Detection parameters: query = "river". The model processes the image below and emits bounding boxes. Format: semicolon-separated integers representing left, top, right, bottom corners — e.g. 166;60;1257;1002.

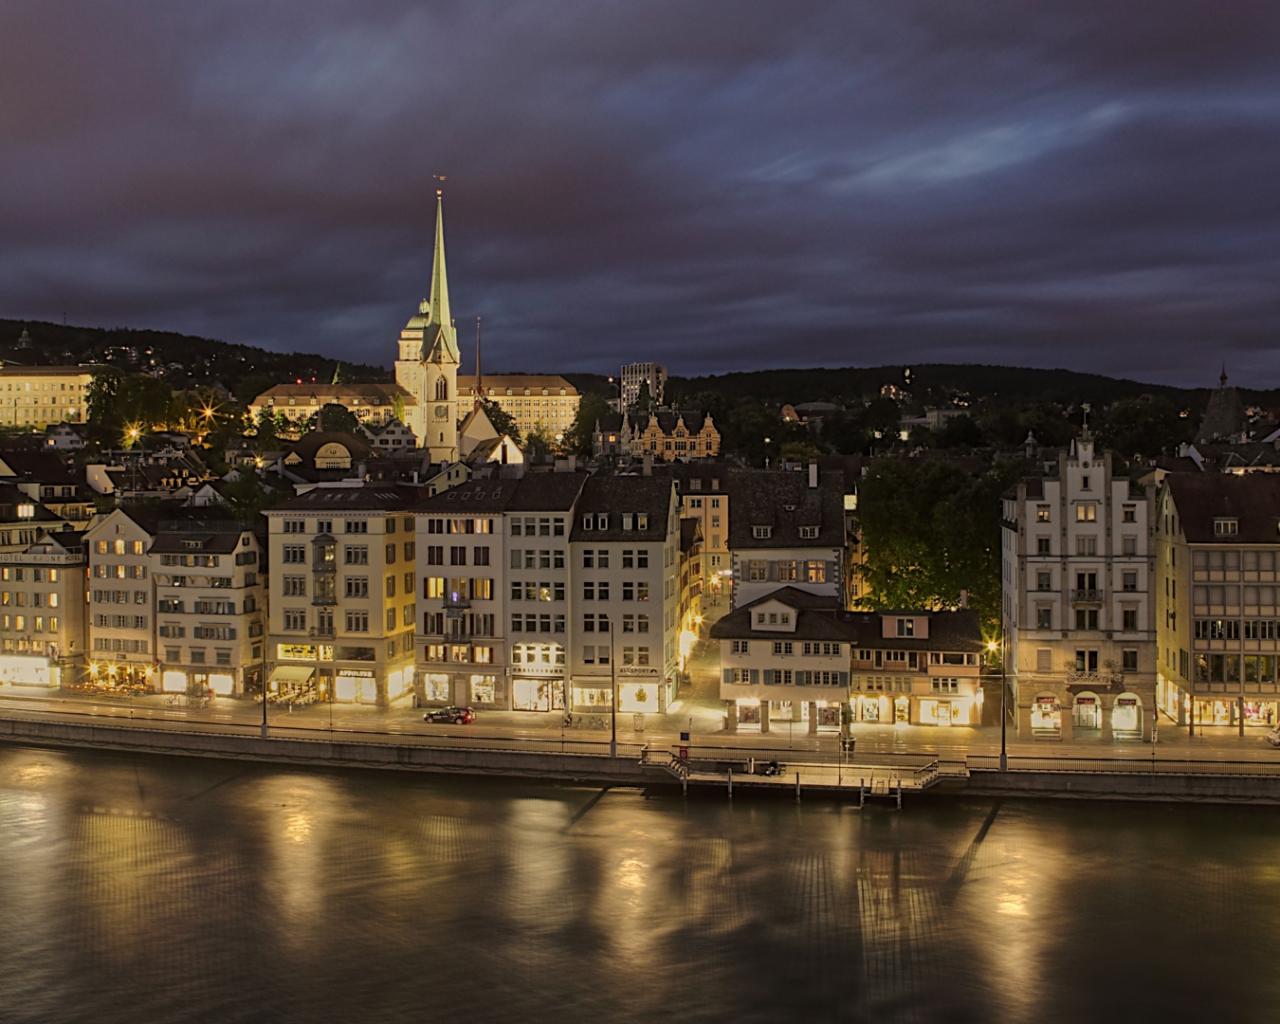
0;743;1277;1023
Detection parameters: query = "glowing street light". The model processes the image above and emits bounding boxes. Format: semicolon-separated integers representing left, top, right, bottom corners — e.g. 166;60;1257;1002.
987;638;1008;772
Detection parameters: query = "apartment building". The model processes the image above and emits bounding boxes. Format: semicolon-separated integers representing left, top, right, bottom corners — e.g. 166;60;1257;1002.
414;474;586;712
84;508;159;688
1001;431;1156;742
1156;473;1280;733
0;365;96;428
669;463;730;608
265;485;419;707
249;383;414;431
568;475;680;714
728;465;847;608
0;529;87;690
620;362;667;409
153;522;265;698
712;587;982;733
677;518;704;669
457;374;580;443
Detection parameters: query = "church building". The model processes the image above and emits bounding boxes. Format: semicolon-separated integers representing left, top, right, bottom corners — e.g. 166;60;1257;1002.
394;191;460;461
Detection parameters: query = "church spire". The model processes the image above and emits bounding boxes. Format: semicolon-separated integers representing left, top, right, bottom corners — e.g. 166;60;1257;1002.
425;188;458;361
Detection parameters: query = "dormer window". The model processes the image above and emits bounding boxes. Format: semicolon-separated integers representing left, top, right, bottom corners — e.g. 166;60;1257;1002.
1214;518;1239;537
896;617;915;637
596;513;608;530
637;513;649;530
581;514;593;531
752;525;772;540
798;525;818;539
622;513;634;531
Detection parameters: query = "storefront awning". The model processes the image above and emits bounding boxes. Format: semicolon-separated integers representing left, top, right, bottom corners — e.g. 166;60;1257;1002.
269;665;316;685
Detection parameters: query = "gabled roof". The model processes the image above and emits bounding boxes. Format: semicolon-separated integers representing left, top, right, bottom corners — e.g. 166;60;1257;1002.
569;476;673;541
727;468;845;549
268;484;421;513
0;449;77;484
710;587;982;651
459;374;577;395
1164;472;1280;543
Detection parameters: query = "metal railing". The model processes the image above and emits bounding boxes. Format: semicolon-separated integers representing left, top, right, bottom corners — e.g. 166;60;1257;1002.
968;753;1280;777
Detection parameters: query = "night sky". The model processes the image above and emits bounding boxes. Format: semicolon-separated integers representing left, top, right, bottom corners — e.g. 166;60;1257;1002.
4;2;1279;385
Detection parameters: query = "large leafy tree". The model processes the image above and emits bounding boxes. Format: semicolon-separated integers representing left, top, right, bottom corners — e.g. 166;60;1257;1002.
479;398;521;443
565;392;612;459
857;457;1015;633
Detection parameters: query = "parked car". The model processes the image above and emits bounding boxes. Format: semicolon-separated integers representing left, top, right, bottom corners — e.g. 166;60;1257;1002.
424;706;475;725
1265;727;1280;749
752;759;783;777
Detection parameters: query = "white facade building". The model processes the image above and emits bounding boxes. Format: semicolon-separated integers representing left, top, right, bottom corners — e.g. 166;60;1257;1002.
1000;431;1156;742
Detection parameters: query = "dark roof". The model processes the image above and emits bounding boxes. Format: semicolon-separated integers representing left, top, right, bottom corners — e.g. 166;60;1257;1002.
0;449;76;484
1165;473;1280;543
415;472;587;515
727;468;845;549
711;588;857;642
844;609;983;652
710;587;982;651
0;482;63;523
509;472;587;511
418;479;521;513
150;528;248;554
569;476;673;541
596;412;624;433
286;431;374;463
269;484;420;513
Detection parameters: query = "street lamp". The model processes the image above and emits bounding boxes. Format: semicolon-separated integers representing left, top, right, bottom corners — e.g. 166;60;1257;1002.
987;638;1008;772
609;615;618;759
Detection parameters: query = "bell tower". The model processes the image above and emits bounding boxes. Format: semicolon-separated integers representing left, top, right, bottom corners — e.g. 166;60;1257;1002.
394;189;459;459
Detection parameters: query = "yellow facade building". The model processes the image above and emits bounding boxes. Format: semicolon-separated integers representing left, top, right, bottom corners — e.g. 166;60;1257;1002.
0;365;95;429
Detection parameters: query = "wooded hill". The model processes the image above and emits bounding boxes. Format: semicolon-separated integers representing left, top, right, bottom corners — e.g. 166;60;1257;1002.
0;319;386;403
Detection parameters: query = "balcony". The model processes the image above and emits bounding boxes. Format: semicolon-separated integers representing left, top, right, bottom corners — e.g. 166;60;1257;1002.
1070;588;1103;604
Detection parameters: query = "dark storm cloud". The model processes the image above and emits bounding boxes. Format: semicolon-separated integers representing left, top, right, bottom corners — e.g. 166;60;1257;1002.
3;0;1279;385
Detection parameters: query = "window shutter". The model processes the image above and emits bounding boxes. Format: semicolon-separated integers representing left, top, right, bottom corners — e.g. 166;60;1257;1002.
750;668;759;683
763;669;773;685
723;668;732;684
839;672;849;686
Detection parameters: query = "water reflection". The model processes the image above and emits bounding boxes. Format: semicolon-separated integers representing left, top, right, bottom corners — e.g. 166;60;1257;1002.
1;746;1280;1024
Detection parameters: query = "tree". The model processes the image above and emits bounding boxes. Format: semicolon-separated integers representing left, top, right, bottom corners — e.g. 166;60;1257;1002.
1096;395;1191;462
524;423;555;462
314;403;361;434
857;458;1015;633
629;379;655;416
565;392;612;459
479;398;521;443
87;368;124;428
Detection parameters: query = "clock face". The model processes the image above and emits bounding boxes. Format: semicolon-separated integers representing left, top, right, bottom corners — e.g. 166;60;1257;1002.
434;404;449;419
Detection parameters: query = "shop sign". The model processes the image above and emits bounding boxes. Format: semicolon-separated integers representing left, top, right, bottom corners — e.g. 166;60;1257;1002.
617;666;660;678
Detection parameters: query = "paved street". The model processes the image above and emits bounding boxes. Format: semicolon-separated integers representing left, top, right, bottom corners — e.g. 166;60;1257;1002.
2;681;1277;764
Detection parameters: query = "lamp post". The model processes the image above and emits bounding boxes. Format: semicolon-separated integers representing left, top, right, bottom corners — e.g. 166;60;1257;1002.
609;615;617;759
987;638;1007;772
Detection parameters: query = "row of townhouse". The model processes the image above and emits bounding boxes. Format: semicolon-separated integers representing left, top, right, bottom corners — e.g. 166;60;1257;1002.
0;507;265;697
1003;428;1280;743
259;473;681;715
712;587;983;733
414;474;680;715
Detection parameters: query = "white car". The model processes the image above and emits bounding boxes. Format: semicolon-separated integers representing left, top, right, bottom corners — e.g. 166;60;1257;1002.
1265;727;1280;749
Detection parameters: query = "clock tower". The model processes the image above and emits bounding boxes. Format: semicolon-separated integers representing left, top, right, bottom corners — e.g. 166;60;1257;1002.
394;190;459;460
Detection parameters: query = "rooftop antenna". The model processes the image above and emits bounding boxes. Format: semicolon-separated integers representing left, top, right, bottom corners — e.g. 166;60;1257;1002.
474;315;483;408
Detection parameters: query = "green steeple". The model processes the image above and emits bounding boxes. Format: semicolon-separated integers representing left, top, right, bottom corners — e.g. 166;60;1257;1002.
425;189;458;362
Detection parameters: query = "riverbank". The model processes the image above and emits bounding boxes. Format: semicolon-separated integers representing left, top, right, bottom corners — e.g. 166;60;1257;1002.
5;708;1280;806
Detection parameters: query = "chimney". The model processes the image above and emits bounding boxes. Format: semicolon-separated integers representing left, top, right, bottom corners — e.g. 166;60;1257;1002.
642;454;653;477
808;461;818;489
958;589;969;609
412;469;419;485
